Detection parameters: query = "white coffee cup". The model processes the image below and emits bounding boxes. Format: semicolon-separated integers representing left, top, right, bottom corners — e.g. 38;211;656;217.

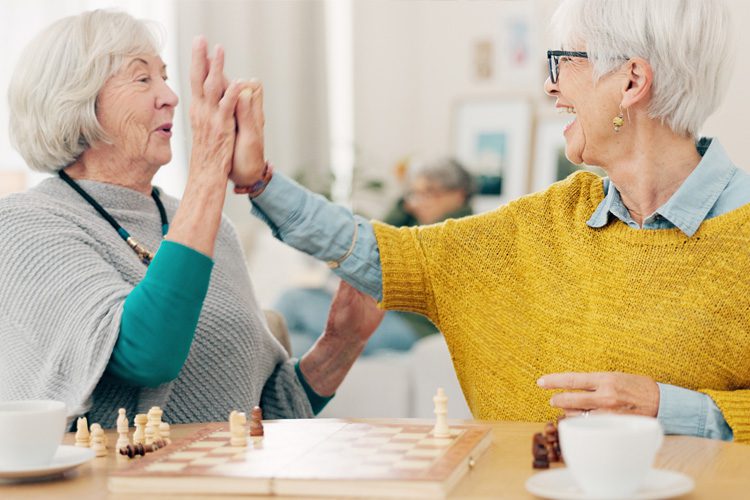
558;414;664;497
0;400;67;468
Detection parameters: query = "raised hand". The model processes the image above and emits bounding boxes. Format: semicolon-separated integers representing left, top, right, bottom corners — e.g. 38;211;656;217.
231;80;270;194
188;36;244;180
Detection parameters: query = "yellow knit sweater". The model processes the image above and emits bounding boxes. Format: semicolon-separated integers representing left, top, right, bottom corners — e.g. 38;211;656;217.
373;171;750;442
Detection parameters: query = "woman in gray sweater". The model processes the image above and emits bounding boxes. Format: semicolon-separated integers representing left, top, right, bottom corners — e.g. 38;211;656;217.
0;9;382;428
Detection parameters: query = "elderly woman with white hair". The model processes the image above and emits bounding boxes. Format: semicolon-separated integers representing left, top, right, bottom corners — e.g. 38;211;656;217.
232;0;750;442
0;10;383;428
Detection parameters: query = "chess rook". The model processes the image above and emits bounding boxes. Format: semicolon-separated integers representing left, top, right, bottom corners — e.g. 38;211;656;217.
229;410;248;447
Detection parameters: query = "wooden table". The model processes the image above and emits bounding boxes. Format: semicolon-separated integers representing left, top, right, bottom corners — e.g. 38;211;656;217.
1;419;748;499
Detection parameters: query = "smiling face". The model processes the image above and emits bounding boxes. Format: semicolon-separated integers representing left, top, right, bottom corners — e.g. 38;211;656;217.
95;54;178;170
544;52;625;167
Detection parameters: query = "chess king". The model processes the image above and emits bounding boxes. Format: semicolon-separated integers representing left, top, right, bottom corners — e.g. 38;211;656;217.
231;0;749;443
0;9;384;428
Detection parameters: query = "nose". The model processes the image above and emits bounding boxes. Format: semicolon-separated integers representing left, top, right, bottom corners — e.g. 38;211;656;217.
157;80;179;109
544;76;559;97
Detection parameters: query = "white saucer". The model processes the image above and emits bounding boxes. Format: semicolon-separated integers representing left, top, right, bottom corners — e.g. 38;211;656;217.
0;445;95;481
525;467;695;500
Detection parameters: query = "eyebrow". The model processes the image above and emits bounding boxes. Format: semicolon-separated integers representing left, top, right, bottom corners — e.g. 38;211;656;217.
127;58;168;72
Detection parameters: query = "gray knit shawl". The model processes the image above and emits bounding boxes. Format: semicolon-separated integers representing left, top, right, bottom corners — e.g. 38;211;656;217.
0;177;312;428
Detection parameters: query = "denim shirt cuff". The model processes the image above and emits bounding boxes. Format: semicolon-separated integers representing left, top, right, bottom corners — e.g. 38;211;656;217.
657;382;708;437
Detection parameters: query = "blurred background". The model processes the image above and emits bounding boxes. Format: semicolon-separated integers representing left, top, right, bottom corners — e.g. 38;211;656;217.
2;0;749;308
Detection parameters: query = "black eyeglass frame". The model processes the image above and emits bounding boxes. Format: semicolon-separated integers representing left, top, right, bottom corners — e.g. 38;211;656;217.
547;50;588;84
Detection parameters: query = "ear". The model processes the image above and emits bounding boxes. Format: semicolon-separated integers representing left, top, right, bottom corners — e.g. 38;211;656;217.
620;57;653;110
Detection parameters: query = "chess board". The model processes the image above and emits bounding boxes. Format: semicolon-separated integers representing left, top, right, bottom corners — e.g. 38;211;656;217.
108;418;493;498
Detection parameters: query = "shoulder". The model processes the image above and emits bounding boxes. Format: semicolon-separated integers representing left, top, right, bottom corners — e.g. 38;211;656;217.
505;171;604;222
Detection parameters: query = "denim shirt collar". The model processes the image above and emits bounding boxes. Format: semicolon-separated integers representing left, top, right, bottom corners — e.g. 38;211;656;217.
586;138;736;237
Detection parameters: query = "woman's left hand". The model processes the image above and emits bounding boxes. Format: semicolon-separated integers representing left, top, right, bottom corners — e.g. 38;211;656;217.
298;281;385;397
537;371;660;417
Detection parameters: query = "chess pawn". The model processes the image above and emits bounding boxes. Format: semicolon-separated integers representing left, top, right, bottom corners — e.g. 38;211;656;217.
75;416;90;447
90;424;107;457
133;413;147;445
159;421;171;445
229;410;247;447
147;406;163;441
144;425;155;446
249;406;264;442
432;387;450;438
116;408;130;451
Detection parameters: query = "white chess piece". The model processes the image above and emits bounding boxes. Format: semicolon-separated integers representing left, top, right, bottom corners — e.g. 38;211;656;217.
133;413;147;445
432;387;450;438
144;425;155;446
116;408;130;451
159;421;171;445
75;416;90;447
90;423;107;457
147;406;163;442
229;410;247;447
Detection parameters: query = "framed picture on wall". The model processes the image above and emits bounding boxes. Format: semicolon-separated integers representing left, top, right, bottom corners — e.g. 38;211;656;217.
452;97;532;212
531;117;605;193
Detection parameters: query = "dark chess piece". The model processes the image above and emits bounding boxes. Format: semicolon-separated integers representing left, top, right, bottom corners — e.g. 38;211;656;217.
532;433;550;469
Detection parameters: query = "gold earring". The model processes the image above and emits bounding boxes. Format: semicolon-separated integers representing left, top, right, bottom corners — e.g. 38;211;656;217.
613;109;625;133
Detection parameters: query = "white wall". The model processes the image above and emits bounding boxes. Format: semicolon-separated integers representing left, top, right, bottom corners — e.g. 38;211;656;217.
350;0;750;218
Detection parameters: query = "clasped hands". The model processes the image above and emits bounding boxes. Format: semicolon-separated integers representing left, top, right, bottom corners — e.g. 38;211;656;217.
537;371;661;418
189;36;272;193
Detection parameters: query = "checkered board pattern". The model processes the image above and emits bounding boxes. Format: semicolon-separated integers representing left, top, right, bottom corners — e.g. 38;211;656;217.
109;418;493;497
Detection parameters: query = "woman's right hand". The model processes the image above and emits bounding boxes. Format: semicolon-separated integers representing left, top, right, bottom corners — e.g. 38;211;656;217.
188;36;244;180
231;80;269;194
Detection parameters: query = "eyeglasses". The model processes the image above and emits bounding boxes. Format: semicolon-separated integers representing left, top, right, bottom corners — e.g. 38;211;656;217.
547;50;588;84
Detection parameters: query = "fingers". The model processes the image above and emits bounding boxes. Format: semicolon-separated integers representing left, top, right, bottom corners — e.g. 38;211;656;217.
235;86;253;124
538;372;600;391
550;391;600;411
190;36;209;98
219;79;245;120
204;45;226;101
250;81;265;128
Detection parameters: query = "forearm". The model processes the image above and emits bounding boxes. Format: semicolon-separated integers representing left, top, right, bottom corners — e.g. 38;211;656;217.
250;171;384;300
298;332;368;398
107;241;213;387
167;168;228;257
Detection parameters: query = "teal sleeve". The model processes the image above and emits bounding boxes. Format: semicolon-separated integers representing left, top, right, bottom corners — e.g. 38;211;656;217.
294;360;334;415
107;240;214;387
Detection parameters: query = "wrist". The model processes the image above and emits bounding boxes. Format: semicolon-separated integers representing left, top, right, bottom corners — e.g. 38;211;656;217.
234;162;273;197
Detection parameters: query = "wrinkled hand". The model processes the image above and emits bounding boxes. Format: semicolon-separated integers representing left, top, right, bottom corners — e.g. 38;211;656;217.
538;372;660;418
321;281;385;347
231;80;268;193
188;36;244;179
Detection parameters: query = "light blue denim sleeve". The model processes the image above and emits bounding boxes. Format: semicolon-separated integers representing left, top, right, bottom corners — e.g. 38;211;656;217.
250;172;384;301
657;383;733;441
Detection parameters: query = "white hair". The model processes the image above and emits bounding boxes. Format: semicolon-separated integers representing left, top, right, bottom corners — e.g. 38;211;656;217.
8;10;164;173
551;0;734;137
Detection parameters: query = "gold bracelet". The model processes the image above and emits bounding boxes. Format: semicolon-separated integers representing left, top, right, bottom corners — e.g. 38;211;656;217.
327;221;359;269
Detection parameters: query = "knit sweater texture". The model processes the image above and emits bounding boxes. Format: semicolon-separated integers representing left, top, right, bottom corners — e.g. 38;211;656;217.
0;177;312;428
373;171;750;443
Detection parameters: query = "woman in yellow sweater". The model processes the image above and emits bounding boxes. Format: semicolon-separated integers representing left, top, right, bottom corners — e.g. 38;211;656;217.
232;0;750;442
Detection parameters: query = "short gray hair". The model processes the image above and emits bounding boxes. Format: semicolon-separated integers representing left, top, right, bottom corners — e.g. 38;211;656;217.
411;158;474;197
551;0;734;137
8;10;164;173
